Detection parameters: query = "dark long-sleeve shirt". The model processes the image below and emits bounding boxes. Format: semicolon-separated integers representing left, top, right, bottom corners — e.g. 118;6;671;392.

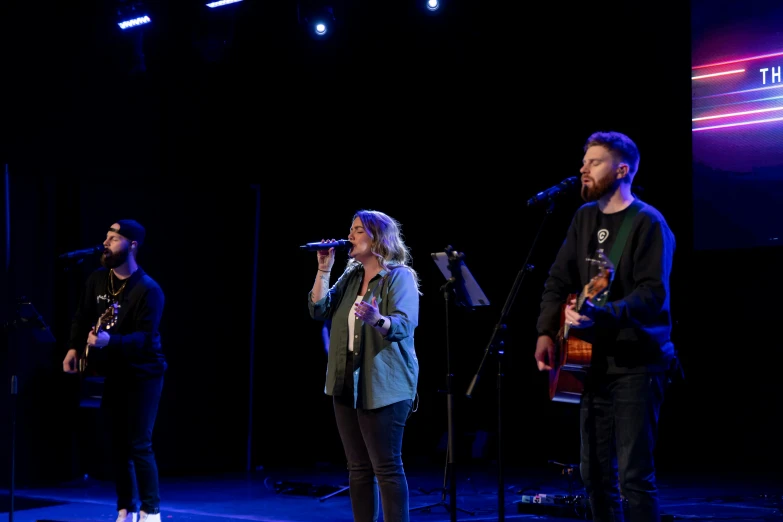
69;267;166;379
536;198;676;373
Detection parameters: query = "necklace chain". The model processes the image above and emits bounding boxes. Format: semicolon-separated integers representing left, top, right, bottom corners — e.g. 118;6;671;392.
109;269;128;297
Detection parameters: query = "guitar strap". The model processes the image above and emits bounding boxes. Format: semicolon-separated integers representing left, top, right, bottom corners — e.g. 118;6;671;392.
593;199;644;307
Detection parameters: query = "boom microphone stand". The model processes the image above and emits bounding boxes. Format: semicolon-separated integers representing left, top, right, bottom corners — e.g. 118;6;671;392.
465;200;558;521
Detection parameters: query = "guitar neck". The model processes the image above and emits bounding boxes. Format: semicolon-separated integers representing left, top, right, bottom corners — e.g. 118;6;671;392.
575;292;587;314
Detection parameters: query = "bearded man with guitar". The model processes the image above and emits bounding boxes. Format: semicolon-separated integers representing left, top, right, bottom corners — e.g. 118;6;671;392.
62;219;166;522
534;131;676;522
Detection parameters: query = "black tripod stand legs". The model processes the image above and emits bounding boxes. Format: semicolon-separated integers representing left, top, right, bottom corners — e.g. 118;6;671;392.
319;485;350;502
410;500;476;515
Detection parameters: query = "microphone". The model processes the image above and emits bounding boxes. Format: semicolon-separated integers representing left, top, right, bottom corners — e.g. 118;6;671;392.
299;239;351;251
526;176;580;207
58;244;104;259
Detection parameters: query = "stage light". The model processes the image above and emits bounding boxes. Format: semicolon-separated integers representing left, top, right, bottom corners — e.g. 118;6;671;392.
116;0;152;30
297;1;338;40
419;0;446;15
206;0;243;7
118;15;150;30
113;0;151;74
306;7;334;37
194;0;244;63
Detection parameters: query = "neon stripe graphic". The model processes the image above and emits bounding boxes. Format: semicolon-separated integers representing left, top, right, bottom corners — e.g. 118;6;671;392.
692;106;783;121
692;50;783;69
692;69;745;80
692;115;783;131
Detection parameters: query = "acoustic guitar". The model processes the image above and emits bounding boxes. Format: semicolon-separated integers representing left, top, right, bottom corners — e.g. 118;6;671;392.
549;250;614;403
78;303;119;376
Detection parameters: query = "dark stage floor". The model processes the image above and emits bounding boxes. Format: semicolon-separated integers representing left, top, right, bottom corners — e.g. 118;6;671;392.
2;463;782;522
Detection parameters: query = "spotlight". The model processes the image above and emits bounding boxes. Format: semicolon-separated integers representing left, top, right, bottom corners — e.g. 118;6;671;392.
419;0;446;15
297;1;338;39
307;7;334;37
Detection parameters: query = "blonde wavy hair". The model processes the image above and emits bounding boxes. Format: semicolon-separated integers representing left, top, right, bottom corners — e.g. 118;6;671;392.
345;209;421;295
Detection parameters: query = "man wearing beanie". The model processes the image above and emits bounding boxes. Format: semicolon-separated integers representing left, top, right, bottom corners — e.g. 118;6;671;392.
63;219;166;522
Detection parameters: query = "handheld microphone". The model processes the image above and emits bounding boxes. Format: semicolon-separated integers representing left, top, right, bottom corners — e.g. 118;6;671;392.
526;176;580;207
299;240;351;251
58;244;105;259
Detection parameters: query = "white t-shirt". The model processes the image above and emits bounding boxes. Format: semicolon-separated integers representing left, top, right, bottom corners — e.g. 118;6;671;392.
348;294;364;352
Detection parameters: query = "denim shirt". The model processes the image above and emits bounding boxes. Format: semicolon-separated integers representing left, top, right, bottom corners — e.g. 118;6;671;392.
308;263;419;410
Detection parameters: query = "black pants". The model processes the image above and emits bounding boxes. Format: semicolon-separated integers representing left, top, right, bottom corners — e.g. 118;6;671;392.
101;374;164;514
333;352;413;522
580;371;666;522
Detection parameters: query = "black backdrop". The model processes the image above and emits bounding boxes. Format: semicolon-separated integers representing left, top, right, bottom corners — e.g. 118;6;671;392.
1;0;779;489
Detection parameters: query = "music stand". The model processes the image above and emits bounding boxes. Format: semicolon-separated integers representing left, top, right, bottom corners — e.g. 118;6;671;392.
3;298;56;522
410;246;488;521
430;251;490;308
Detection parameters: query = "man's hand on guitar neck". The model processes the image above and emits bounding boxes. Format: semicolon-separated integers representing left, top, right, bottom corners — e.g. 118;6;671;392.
87;329;110;348
565;297;596;329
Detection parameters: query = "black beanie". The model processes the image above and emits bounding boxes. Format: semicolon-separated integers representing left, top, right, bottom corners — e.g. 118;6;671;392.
114;219;146;246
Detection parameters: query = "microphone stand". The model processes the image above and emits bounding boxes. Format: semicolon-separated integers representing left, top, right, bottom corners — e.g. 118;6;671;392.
465;199;558;521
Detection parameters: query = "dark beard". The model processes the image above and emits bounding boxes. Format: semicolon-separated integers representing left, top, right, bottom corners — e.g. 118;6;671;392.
581;176;619;202
101;248;129;269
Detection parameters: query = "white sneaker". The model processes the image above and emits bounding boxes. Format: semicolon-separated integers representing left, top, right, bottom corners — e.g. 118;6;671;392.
116;511;137;522
139;512;161;522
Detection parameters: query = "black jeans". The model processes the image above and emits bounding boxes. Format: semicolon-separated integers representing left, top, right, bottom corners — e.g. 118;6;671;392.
101;374;164;514
580;371;666;522
333;353;413;522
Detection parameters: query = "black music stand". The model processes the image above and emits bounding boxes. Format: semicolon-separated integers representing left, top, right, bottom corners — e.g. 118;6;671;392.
410;246;489;520
3;298;56;522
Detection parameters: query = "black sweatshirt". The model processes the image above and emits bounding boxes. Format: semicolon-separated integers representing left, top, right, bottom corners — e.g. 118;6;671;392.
69;266;166;379
536;198;676;373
